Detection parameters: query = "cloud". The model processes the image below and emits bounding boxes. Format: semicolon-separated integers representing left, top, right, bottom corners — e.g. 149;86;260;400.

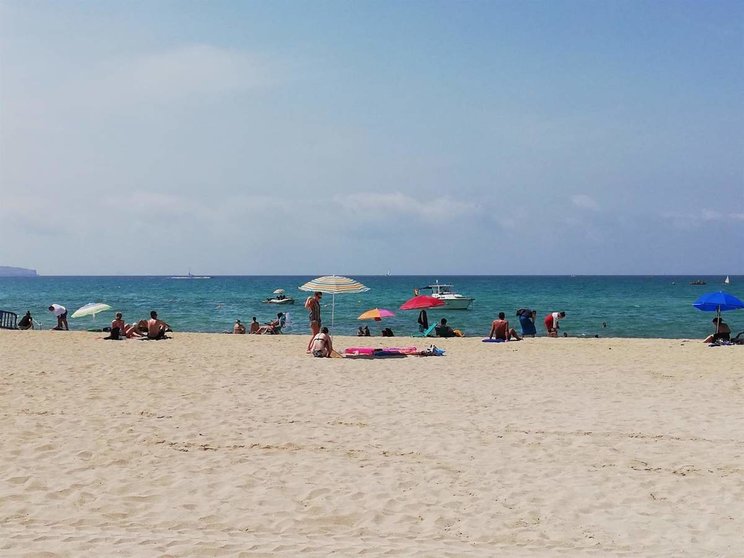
660;209;744;229
95;44;274;106
333;192;477;222
571;194;600;211
0;194;75;236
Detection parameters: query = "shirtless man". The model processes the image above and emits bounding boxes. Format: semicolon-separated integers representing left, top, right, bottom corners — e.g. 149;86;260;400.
305;291;323;351
310;327;333;357
147;310;172;339
489;312;522;341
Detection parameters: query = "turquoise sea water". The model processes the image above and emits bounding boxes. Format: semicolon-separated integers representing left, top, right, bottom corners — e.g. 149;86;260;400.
1;275;742;339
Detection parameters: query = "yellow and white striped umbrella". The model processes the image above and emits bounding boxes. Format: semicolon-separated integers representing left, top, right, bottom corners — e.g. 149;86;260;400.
298;275;369;328
299;275;369;294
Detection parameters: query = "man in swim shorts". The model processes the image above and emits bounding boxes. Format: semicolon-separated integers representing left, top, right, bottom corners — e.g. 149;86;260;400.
489;312;522;341
147;310;172;339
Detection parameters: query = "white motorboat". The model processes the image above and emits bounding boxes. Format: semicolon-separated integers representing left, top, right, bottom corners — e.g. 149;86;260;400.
420;281;474;310
263;289;295;305
171;272;211;279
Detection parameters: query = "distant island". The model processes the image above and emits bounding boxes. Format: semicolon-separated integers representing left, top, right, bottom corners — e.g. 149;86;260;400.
0;266;38;277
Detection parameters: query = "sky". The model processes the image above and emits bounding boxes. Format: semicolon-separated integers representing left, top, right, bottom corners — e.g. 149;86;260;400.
1;0;742;275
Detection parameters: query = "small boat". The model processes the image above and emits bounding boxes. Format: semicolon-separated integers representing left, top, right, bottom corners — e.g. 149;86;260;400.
171;272;211;279
689;280;706;286
263;289;294;305
724;275;731;285
419;281;474;310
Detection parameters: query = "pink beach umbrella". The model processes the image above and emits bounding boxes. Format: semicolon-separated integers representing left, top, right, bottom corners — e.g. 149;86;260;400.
358;308;396;321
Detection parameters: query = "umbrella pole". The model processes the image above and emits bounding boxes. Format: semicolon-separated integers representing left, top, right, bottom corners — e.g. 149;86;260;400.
331;292;336;328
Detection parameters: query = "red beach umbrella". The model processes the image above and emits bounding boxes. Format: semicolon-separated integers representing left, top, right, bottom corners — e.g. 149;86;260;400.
399;295;445;311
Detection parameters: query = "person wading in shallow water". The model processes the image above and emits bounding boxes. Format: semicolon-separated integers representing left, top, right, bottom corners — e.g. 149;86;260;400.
305;291;322;352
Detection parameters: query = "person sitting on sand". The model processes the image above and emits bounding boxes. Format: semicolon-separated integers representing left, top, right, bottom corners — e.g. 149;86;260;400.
48;304;68;330
105;312;143;339
544;311;566;337
18;311;34;330
435;318;458;338
490;312;522;341
310;326;333;358
357;326;365;336
106;312;126;339
233;320;246;334
111;312;126;333
256;312;285;335
381;327;395;337
249;317;260;334
363;325;371;336
703;317;731;343
147;311;172;340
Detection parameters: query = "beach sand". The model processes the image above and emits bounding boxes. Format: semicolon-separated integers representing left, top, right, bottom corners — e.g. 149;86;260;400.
1;331;742;556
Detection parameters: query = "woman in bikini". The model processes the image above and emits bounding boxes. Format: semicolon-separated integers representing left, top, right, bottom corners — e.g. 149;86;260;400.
305;291;322;352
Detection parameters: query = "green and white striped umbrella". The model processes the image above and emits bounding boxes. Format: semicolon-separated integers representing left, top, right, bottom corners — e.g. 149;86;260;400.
299;275;369;327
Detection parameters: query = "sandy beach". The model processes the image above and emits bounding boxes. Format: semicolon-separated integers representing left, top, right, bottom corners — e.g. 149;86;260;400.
1;330;742;556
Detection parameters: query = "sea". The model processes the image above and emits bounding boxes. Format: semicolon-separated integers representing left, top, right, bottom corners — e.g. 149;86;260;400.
0;275;741;339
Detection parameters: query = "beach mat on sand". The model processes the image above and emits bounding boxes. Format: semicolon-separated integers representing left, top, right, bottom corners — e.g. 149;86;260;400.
342;346;445;358
482;338;505;343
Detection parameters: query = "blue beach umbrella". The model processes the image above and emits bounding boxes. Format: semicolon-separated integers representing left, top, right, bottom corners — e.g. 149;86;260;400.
693;291;744;333
692;291;744;313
